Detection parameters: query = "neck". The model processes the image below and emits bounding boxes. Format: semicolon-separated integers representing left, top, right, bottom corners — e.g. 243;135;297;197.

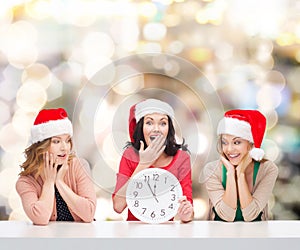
152;153;173;168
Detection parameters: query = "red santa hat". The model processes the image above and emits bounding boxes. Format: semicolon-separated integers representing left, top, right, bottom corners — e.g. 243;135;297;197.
30;108;73;144
217;109;266;161
128;99;175;143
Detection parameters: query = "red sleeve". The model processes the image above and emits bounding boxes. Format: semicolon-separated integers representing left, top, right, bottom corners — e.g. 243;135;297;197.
166;150;193;205
112;147;139;197
178;151;193;205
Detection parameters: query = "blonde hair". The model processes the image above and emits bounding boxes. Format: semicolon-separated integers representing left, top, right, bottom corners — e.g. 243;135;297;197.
20;138;75;179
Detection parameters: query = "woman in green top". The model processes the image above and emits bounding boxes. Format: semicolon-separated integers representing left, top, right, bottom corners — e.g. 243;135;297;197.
202;109;278;222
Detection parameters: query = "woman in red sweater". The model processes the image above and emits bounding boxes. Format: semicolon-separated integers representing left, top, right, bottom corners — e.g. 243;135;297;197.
112;99;193;223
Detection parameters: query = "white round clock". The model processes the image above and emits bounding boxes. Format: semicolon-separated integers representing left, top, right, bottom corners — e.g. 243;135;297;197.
126;168;183;224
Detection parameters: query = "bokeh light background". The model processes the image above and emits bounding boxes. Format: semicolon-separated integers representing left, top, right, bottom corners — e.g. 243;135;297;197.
0;0;300;221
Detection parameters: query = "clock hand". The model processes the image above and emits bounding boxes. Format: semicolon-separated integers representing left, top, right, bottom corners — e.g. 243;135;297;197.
147;181;159;203
153;182;157;195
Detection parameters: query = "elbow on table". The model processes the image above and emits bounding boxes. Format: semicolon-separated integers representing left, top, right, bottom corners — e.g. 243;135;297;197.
113;202;126;214
32;218;50;226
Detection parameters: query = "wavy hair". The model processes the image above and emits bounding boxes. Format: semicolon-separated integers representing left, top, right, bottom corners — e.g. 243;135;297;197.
19;138;75;179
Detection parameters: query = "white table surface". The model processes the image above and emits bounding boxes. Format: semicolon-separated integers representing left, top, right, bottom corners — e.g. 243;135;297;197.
0;220;300;238
1;220;300;250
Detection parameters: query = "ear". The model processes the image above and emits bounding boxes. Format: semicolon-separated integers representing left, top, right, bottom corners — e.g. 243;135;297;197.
248;142;254;151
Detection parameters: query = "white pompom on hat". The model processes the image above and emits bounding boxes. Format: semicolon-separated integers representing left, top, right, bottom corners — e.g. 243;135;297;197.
128;99;175;143
30;108;73;144
217;109;266;161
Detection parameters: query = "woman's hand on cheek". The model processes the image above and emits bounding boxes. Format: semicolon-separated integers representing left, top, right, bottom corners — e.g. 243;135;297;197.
43;152;57;183
56;156;68;182
236;153;252;176
220;156;235;175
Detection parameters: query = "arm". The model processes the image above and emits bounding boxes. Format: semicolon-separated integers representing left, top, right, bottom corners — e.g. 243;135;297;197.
221;156;238;210
15;152;58;225
112;159;148;214
16;178;55;225
236;154;253;209
205;160;237;221
113;137;166;214
241;161;278;221
55;158;97;222
175;152;194;223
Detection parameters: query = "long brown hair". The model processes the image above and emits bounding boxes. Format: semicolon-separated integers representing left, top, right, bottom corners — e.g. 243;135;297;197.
19;138;75;179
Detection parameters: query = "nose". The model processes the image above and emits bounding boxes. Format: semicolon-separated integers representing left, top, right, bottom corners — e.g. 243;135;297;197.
153;123;160;132
60;141;66;150
226;142;235;152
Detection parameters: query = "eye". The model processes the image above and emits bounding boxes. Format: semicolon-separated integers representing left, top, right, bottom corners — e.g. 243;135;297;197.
145;120;152;125
160;121;167;126
51;139;60;144
221;140;227;145
234;140;241;145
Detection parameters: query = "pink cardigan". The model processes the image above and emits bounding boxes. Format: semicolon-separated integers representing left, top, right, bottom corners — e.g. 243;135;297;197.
16;157;97;225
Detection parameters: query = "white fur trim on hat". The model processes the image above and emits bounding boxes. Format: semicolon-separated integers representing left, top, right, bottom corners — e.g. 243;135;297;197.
135;99;175;122
217;117;254;142
30;118;73;144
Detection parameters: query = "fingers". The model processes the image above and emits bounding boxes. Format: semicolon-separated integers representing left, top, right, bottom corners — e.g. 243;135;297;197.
139;140;144;152
177;197;193;216
220;156;233;170
44;151;49;167
151;135;165;152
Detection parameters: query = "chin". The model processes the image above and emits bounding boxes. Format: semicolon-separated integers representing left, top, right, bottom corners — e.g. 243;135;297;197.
228;159;240;166
56;159;65;164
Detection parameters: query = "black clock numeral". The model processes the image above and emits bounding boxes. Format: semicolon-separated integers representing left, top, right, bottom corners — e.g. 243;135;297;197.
169;203;174;209
151;211;156;218
171;194;176;201
153;173;159;181
164;177;168;184
136;182;143;189
170;184;175;192
142;208;147;214
134;200;139;207
160;209;165;216
144;175;150;183
133;191;138;198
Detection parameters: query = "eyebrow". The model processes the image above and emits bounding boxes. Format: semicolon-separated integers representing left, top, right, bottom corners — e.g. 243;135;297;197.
52;136;71;140
222;136;242;141
144;117;168;121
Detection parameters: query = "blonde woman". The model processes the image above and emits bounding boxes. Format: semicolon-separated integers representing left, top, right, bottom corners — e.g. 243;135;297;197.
16;108;96;225
203;109;278;222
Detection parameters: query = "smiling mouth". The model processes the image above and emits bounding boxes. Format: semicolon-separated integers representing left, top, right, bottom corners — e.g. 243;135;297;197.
228;154;240;159
57;154;66;158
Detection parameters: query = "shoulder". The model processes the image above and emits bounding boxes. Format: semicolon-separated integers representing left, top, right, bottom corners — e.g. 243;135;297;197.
258;160;278;175
176;149;190;159
73;157;89;167
200;160;222;183
122;146;139;161
16;175;39;193
71;157;91;174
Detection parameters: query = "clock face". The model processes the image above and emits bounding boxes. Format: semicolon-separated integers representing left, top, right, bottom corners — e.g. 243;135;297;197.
126;168;183;224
